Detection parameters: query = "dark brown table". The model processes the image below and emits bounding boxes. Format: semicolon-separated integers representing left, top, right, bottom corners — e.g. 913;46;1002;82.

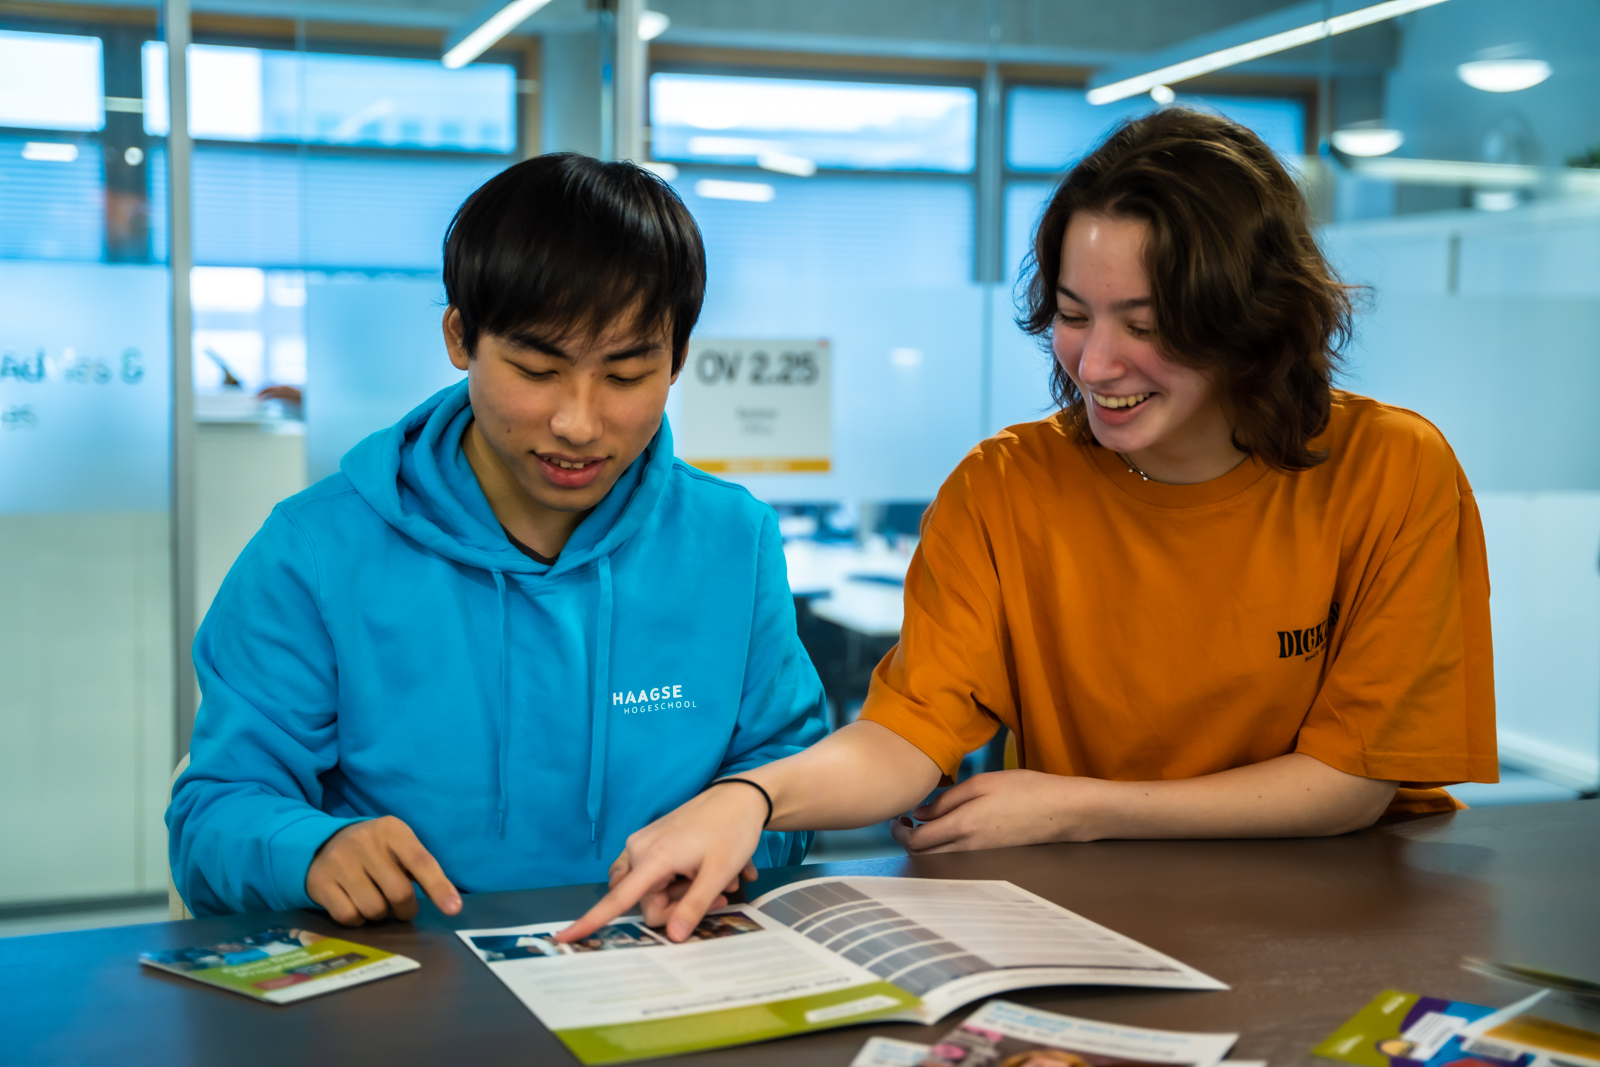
4;801;1596;1066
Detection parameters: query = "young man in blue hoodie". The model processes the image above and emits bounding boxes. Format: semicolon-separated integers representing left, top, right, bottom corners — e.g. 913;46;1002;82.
168;154;827;923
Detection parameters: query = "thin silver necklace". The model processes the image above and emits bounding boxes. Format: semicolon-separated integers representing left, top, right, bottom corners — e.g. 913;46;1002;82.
1116;452;1172;485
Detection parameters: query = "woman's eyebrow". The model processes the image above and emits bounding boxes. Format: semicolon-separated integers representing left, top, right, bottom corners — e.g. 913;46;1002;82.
1056;285;1151;312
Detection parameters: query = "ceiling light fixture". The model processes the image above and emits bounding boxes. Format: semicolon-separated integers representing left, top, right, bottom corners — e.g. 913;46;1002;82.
442;0;555;70
639;160;679;180
1087;0;1452;105
638;11;670;41
758;150;817;177
694;179;775;203
1331;127;1404;156
1456;59;1551;92
22;141;79;162
1149;85;1176;105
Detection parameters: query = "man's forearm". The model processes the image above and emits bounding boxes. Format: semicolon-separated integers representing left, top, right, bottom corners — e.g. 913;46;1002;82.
1085;753;1397;840
742;720;943;832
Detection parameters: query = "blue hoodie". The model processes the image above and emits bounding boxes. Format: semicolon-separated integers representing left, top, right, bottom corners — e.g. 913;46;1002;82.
169;382;827;917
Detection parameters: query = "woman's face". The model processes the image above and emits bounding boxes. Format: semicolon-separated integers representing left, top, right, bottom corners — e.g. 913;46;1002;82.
1052;212;1226;462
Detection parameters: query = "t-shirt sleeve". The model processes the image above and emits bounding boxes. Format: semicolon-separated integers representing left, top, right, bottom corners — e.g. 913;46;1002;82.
857;470;1014;778
1295;434;1498;786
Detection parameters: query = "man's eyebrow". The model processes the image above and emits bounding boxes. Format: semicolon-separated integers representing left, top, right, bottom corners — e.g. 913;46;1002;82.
601;340;664;362
1057;285;1152;312
504;330;572;360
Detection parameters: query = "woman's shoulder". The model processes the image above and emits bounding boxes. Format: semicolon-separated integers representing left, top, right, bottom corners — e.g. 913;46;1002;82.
1320;390;1469;534
1324;390;1459;469
946;411;1088;491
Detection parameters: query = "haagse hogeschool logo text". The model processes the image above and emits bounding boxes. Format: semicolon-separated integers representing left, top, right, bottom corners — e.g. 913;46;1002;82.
613;685;696;715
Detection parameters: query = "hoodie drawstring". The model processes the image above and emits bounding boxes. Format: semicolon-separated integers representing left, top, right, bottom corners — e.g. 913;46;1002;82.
586;556;613;849
492;569;510;838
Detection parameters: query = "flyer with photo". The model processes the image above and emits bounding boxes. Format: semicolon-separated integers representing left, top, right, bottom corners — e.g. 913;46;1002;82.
458;905;920;1065
139;927;419;1005
1312;990;1529;1067
912;999;1239;1067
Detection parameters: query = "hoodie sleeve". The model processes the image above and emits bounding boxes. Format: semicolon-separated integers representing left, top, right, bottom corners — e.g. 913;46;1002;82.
715;510;829;868
167;505;370;917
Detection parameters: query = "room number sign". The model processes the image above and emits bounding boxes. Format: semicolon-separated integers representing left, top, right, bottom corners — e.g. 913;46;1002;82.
676;338;831;474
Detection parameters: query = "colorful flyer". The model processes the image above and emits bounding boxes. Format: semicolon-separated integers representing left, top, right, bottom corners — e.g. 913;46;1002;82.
914;999;1238;1067
140;927;419;1005
1313;990;1530;1067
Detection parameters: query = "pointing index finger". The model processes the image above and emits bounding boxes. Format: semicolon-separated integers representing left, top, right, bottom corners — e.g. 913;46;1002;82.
557;865;669;943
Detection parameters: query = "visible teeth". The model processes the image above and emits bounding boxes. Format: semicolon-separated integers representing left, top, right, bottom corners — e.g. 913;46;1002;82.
1094;392;1151;410
554;459;591;469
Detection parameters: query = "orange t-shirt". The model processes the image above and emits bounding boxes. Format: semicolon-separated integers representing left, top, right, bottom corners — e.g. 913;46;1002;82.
860;391;1497;817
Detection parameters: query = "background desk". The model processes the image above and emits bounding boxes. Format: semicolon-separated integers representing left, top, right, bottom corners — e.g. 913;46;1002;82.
4;802;1596;1066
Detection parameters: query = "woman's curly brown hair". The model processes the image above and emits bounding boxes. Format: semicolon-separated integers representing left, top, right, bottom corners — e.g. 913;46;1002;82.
1019;107;1355;470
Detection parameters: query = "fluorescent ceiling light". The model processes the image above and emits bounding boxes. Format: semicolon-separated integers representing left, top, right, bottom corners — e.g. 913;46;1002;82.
687;135;773;156
1331;127;1404;156
639;160;679;180
1088;0;1452;104
758;150;817;177
638;11;670;41
694;179;775;203
443;0;554;70
1473;190;1518;211
1149;84;1176;105
1457;59;1551;92
22;141;79;162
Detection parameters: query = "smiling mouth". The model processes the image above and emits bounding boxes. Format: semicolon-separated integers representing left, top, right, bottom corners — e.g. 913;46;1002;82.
547;457;601;470
1093;392;1152;410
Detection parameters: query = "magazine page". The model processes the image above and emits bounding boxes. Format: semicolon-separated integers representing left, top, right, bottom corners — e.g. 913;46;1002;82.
457;904;919;1065
138;926;418;1005
751;876;1226;1024
913;999;1238;1067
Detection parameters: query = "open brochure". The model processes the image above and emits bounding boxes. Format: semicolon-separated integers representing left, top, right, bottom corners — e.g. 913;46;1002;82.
852;999;1246;1067
139;927;418;1005
458;876;1226;1064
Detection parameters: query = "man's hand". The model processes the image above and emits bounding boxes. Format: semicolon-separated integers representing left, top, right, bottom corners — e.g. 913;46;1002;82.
892;769;1100;855
557;783;768;944
306;816;462;925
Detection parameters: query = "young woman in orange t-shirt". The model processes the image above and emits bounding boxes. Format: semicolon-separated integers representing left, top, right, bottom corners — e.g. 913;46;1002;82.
560;109;1497;945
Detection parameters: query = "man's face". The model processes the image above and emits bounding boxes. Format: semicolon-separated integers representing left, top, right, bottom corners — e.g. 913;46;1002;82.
445;307;679;516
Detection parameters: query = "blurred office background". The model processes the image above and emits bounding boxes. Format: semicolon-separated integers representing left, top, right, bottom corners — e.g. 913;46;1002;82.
2;0;1597;933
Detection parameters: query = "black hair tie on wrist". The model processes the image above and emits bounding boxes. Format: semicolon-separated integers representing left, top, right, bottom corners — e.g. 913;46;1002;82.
706;777;773;828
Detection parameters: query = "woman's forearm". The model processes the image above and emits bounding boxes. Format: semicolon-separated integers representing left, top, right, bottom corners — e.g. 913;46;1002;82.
1086;752;1397;839
741;720;944;831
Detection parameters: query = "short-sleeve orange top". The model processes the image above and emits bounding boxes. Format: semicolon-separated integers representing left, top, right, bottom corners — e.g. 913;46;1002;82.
858;391;1497;816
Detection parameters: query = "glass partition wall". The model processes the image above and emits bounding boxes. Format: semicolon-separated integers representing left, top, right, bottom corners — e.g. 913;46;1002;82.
0;18;174;909
0;7;528;914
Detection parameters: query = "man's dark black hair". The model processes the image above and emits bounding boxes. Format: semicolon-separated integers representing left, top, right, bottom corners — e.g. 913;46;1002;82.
443;153;705;372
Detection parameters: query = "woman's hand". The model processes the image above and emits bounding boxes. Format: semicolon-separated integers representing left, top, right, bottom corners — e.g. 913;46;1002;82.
891;769;1104;854
557;782;768;944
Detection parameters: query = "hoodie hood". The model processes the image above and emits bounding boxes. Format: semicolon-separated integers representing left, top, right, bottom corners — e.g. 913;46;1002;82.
340;380;673;577
338;380;672;842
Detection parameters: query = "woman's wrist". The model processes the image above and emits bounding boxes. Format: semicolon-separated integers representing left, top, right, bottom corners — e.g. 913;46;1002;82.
1047;773;1125;843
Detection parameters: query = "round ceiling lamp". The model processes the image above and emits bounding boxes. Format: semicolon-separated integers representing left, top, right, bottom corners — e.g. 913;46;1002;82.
1331;127;1405;156
1456;59;1551;92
